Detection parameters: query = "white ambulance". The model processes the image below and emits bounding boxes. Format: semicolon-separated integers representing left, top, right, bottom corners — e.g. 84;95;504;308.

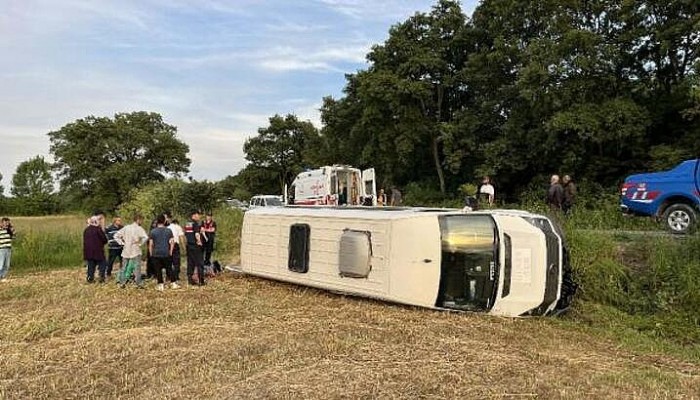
288;165;377;206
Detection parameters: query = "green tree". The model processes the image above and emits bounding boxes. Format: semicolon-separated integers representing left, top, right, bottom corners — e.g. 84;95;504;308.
243;114;320;193
48;112;191;211
336;0;471;194
455;0;698;194
319;0;699;201
10;156;57;215
181;179;222;215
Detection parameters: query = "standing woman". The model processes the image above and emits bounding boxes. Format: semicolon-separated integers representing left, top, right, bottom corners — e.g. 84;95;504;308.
377;188;387;207
0;217;15;283
83;214;108;283
202;212;217;266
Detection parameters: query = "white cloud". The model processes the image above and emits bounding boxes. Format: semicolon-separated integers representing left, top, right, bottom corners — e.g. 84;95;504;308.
265;21;331;33
178;127;248;180
137;43;370;73
317;0;426;21
295;102;324;128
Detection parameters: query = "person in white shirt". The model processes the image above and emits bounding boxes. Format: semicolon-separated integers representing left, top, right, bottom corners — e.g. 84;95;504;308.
478;176;495;207
168;218;186;284
114;213;149;288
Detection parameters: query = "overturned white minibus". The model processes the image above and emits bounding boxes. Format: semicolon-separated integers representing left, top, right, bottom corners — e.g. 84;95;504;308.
240;206;576;317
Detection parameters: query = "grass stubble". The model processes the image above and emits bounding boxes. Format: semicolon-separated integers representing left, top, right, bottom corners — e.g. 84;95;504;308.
0;268;698;400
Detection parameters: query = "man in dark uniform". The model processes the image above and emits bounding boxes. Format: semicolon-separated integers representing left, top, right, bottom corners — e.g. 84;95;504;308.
184;210;205;286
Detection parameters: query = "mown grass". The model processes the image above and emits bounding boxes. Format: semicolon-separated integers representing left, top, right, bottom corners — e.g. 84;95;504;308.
0;270;698;399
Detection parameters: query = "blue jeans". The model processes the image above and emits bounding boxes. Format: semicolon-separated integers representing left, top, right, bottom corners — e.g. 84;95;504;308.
86;258;106;282
0;248;11;279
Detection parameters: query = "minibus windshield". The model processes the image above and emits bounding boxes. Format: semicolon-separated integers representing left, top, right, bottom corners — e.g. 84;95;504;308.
437;215;499;312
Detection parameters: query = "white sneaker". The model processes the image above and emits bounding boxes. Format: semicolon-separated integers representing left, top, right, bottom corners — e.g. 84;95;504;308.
157;283;164;291
0;278;8;283
170;282;180;289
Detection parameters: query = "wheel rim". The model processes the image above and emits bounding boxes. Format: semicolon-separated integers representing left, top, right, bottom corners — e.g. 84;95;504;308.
668;210;690;232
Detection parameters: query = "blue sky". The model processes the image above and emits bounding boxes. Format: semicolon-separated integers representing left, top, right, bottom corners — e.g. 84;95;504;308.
0;0;477;193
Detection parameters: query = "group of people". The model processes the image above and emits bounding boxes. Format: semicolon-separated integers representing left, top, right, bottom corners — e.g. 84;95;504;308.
461;174;576;214
83;209;218;290
461;176;496;212
546;174;577;213
375;186;403;207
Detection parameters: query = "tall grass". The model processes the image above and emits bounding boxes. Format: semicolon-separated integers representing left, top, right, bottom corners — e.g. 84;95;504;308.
564;225;700;346
8;216;85;273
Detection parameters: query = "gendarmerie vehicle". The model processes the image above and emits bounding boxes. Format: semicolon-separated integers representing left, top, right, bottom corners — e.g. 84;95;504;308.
239;206;576;317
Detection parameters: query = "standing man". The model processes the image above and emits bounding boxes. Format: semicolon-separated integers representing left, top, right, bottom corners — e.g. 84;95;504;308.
114;213;149;289
562;175;577;215
168;218;186;285
83;214;108;283
0;217;15;283
478;176;495;207
390;186;402;206
149;214;176;291
201;212;217;267
546;175;565;212
185;210;205;286
105;216;124;279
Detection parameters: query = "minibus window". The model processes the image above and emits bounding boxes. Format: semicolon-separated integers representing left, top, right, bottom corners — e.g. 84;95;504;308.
437;215;499;312
288;224;311;273
502;234;512;298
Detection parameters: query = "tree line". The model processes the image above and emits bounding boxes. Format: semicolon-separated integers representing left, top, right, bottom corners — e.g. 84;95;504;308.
235;0;700;202
1;0;698;214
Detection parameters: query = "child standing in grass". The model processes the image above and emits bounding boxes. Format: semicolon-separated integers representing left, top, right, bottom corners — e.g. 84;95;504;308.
0;217;15;283
115;213;149;289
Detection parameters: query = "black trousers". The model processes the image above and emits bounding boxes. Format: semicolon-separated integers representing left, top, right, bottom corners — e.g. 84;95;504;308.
152;256;174;284
203;234;215;265
106;248;122;275
186;245;204;284
86;259;107;281
171;244;181;282
146;249;156;278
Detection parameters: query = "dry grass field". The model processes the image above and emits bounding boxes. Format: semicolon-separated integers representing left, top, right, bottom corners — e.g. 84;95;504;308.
0;267;698;399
